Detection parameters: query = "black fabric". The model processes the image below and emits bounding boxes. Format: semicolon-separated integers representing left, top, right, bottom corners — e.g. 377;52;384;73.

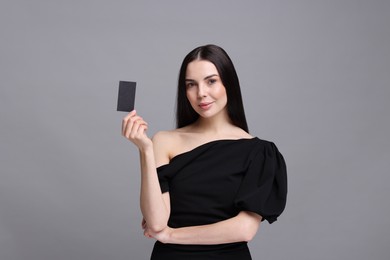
152;137;287;259
151;241;251;260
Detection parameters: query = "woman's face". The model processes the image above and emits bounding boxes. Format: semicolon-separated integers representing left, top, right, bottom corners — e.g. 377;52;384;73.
185;60;228;120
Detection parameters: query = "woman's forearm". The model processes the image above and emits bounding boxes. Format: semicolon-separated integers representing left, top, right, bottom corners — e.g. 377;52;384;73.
139;146;169;232
153;211;261;245
122;111;169;233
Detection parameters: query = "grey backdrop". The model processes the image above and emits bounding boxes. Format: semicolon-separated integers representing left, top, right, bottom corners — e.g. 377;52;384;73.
1;1;389;259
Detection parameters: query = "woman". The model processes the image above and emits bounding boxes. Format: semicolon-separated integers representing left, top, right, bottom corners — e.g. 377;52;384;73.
122;44;287;259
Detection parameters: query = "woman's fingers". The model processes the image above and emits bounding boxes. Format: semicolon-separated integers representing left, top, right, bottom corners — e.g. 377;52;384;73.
121;110;137;134
121;110;152;149
144;229;153;238
141;219;158;240
122;111;148;139
124;119;148;139
142;219;153;239
142;220;153;239
122;110;143;134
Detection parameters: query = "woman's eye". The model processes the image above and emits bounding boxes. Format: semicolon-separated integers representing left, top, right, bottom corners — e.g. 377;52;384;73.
208;79;216;85
186;82;195;88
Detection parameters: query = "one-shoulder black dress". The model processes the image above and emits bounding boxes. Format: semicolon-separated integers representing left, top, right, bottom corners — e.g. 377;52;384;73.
151;137;287;260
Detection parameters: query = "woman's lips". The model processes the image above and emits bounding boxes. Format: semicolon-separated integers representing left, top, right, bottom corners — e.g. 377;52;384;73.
199;102;213;110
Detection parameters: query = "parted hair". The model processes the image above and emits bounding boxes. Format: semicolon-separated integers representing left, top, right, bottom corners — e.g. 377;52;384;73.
176;44;249;132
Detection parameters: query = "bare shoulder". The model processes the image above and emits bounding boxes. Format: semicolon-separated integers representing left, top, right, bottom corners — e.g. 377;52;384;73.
152;125;252;166
226;126;254;139
152;130;182;166
152;130;174;146
237;129;253;139
152;130;185;146
152;131;172;167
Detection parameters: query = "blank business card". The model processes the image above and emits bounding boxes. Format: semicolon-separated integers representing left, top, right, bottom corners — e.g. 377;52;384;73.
117;81;136;112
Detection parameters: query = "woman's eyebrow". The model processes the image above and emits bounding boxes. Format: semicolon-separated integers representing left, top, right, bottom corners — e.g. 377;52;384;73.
204;74;218;80
185;74;219;82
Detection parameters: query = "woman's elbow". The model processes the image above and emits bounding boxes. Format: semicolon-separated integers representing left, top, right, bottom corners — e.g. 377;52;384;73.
238;212;262;242
148;222;168;233
243;230;258;242
241;224;259;242
144;216;169;233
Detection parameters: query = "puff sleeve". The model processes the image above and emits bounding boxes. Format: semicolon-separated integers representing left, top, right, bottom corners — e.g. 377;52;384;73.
234;141;287;224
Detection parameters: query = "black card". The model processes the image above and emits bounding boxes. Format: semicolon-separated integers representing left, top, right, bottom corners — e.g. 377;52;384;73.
117;81;136;112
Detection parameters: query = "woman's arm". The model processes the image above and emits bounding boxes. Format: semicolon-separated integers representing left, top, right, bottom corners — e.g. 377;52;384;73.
122;111;170;233
138;145;170;232
145;211;262;245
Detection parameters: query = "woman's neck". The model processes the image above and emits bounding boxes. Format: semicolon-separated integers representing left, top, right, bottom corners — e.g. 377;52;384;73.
191;111;234;136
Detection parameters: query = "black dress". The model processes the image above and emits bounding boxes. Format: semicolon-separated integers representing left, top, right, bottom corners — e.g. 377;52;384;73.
151;137;287;260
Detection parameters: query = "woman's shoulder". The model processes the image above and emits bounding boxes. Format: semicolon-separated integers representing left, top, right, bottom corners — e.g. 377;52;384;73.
229;127;253;139
152;128;187;144
152;129;188;163
152;130;178;151
153;126;200;142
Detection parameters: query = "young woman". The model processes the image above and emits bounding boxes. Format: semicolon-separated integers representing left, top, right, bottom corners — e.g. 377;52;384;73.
122;44;287;260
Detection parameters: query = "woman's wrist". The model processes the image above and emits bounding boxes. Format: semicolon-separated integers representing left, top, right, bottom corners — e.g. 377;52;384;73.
138;142;154;155
166;227;175;244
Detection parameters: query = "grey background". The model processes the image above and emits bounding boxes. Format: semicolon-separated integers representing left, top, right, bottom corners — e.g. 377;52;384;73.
1;0;389;259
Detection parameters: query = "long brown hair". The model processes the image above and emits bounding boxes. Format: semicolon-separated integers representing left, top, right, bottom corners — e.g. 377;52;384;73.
176;44;249;132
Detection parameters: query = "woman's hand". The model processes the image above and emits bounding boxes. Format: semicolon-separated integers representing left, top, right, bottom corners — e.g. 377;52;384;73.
122;110;152;150
142;218;173;244
142;218;153;238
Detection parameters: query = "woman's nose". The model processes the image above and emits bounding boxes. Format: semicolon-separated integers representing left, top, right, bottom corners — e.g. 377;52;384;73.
197;84;207;98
